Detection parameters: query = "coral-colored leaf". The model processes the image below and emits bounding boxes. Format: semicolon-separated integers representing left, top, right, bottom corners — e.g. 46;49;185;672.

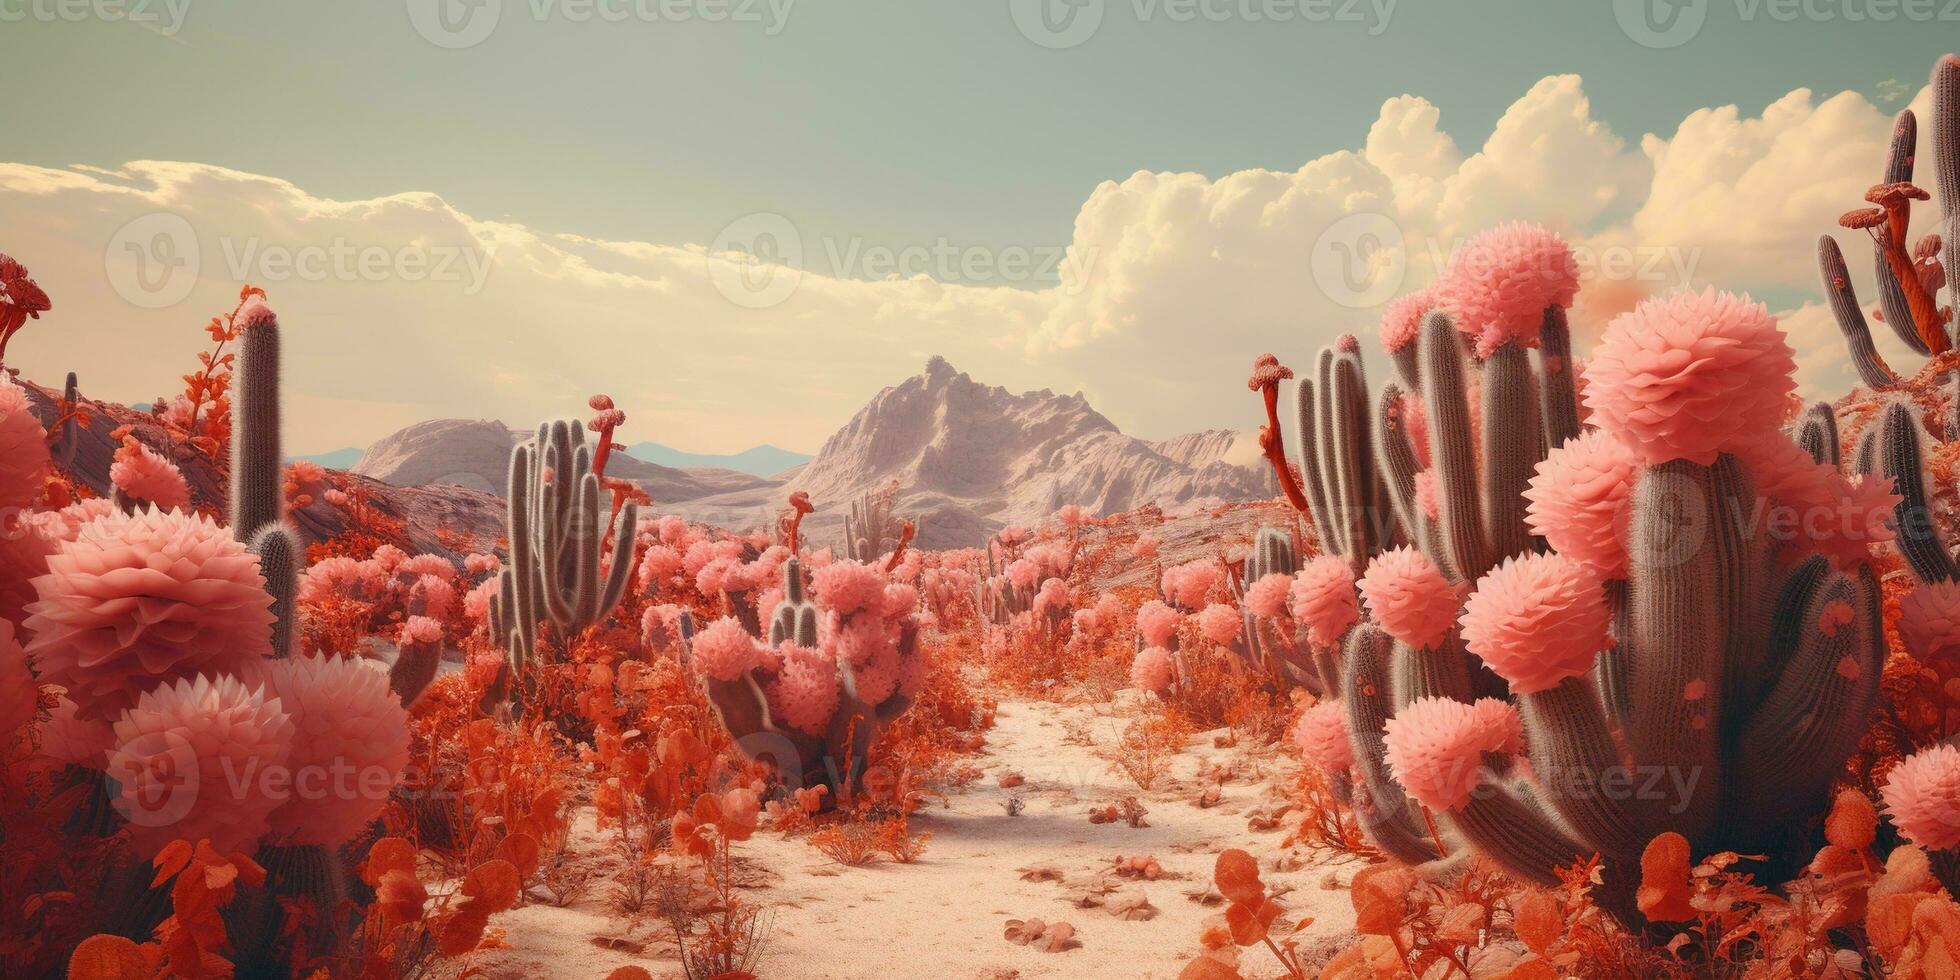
1213;848;1264;906
1178;956;1244;980
1511;891;1561;955
496;832;541;880
1225;897;1280;946
68;935;154;980
1637;832;1697;922
1825;789;1878;850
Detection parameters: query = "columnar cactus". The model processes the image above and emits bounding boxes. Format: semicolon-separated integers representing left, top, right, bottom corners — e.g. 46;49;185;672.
493;418;640;683
768;555;819;647
229;299;302;659
844;481;905;562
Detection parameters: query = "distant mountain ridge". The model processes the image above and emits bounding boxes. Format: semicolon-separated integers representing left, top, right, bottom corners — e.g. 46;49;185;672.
622;442;810;478
292;447;365;469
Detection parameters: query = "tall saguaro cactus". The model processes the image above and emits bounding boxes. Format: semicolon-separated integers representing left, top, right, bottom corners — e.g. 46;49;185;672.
229;299;302;659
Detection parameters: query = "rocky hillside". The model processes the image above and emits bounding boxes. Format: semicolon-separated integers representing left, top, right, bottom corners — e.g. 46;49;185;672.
668;357;1270;549
352;418;771;503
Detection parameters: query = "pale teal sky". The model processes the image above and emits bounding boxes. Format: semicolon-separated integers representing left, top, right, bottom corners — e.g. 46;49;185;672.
0;0;1949;274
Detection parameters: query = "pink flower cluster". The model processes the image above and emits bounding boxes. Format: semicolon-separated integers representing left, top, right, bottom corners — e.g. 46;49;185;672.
1434;223;1579;357
1383;696;1523;812
1160;559;1222;610
1459;553;1611;694
1292;700;1353;774
1135;599;1182;648
1130;646;1175;694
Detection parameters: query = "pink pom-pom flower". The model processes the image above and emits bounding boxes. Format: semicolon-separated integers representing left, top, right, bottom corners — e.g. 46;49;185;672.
1434;223;1579;357
765;644;841;736
1292;700;1353;773
1135;600;1181;648
1460;553;1611;694
690;617;761;682
1525;429;1639;579
1379;288;1437;356
1290;557;1359;647
262;655;412;846
1583;288;1797;466
812;560;888;616
1130;646;1175;694
1383;696;1522;812
1358;547;1460;650
107;674;295;858
23;510;274;722
1882;743;1960;851
1741;437;1899;571
1244;572;1293;620
1196;603;1243;646
110;438;190;513
0;377;49;512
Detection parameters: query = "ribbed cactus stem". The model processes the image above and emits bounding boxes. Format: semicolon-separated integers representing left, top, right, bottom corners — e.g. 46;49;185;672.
1625;459;1724;842
1934;56;1959;352
1854;426;1879;476
1818;236;1900;389
1390;344;1421;394
1796;402;1841;467
390;632;440;708
1340;624;1444;864
1758;555;1831;702
1710;455;1770;721
1595;579;1631;720
1446;786;1592;887
503;446;539;672
1293;375;1337;557
1518;675;1648;865
1536;308;1581;448
1732;574;1882;835
1480;344;1542;562
57;371;79;469
1390;639;1472;710
768;556;820;647
1875;109;1933;354
249;524;300;659
1244;526;1297;583
1375;382;1423;539
230;302;284;542
1419;310;1490;582
1881;400;1958;582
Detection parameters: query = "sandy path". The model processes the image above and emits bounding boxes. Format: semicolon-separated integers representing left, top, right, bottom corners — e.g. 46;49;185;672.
476;695;1362;979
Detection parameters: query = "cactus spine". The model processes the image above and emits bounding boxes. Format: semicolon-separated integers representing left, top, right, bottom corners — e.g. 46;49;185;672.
229;301;301;659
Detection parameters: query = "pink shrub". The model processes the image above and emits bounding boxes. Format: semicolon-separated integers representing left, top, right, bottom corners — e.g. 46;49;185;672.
0;376;48;512
110;438;190;513
1130;646;1175;694
1379;288;1437;356
1434;222;1579;356
1135;600;1181;647
1161;559;1222;609
812;560;888;616
1196;602;1243;646
1292;700;1353;773
1900;581;1960;672
1244;572;1292;620
765;644;841;735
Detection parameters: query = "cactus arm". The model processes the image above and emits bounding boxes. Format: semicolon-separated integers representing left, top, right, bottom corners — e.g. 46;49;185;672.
1594;579;1633;722
573;472;602;626
249;524;301;659
1446;785;1593;887
1796;402;1842;467
1517;675;1648;866
1375;382;1423;540
1537;307;1582;449
1624;460;1725;842
1881;400;1958;582
1327;355;1373;560
1480;343;1543;562
1754;555;1832;703
1419;310;1491;582
1340;624;1446;864
1819;236;1901;389
599;500;639;615
56;371;80;469
1390;637;1473;710
1934;57;1959;353
1293;375;1337;555
1874;109;1934;355
1711;455;1771;724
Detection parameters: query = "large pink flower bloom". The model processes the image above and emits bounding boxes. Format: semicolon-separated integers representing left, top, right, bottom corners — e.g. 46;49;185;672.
766;643;841;735
1290;556;1359;647
1358;547;1459;650
0;512;54;628
1740;437;1898;571
107;674;295;858
1434;223;1579;357
1383;696;1521;812
110;439;190;513
1526;430;1639;580
1161;560;1223;610
689;617;761;682
1900;582;1960;675
24;510;274;722
262;655;411;846
1292;700;1353;774
1882;744;1960;851
1244;572;1292;620
1583;288;1796;466
1460;553;1611;694
0;377;48;512
1130;646;1175;694
812;560;888;616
